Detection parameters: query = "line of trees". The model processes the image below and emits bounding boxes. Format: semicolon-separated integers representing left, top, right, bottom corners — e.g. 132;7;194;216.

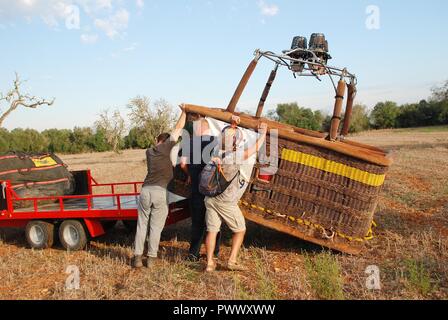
1;79;447;155
269;80;448;133
0;96;177;154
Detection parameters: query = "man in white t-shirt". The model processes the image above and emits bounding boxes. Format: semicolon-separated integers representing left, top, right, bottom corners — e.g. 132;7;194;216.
204;116;267;272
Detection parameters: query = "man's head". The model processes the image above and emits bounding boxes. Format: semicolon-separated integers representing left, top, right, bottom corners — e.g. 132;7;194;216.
220;126;243;152
193;118;210;137
156;133;171;145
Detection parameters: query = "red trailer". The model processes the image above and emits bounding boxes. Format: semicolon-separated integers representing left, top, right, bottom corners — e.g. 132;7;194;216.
0;170;190;250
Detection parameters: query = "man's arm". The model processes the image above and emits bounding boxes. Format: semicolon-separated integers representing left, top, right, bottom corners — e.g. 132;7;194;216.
179;156;191;185
170;104;187;142
243;122;267;160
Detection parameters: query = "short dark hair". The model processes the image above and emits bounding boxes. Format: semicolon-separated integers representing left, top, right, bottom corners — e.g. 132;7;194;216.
157;133;171;144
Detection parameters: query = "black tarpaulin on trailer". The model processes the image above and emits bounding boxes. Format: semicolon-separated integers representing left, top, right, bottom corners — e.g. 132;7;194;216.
0;152;75;205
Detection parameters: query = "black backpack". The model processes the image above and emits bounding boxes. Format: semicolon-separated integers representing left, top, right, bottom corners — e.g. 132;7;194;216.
198;160;239;197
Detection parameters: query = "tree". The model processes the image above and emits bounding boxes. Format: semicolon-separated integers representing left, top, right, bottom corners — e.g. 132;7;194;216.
396;103;420;128
437;100;448;124
42;129;73;153
370;101;399;129
91;127;113;152
396;100;448;128
95;109;126;153
69;127;95;153
268;102;324;131
127;96;176;148
124;127;145;149
347;104;371;133
9;128;48;152
0;128;11;153
0;73;54;127
430;80;448;102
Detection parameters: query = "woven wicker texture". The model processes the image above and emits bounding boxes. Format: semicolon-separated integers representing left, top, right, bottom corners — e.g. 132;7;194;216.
240;138;388;247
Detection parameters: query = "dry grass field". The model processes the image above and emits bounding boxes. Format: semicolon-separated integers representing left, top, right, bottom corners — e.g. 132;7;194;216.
1;126;447;300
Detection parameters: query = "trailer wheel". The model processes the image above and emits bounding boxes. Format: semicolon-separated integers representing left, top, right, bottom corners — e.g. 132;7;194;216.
59;220;88;251
25;221;54;249
123;220;137;232
101;220;117;232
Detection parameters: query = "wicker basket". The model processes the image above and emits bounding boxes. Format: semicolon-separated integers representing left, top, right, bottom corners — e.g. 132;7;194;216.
240;138;388;254
174;105;392;254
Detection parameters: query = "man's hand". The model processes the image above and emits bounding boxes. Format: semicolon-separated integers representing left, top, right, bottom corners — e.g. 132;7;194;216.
231;115;241;125
258;122;268;135
211;157;222;165
179;103;186;113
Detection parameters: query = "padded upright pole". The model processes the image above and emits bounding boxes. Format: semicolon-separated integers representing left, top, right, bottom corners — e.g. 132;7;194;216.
227;57;259;113
341;83;357;137
329;79;346;141
256;65;278;118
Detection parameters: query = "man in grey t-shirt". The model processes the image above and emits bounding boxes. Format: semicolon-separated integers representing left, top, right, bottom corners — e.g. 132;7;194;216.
133;106;186;268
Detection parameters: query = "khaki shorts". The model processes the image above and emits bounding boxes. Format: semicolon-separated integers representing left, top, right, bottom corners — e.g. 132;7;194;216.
205;197;246;233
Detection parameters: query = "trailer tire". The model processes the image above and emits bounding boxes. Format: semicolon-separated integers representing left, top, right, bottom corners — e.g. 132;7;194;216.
59;220;88;251
25;221;54;249
123;220;137;232
101;220;117;232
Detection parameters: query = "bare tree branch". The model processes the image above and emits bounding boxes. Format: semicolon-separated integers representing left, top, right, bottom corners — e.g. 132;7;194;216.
95;108;126;154
0;72;55;127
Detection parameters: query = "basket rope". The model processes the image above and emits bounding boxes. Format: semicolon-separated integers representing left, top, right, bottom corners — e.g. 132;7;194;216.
239;200;376;243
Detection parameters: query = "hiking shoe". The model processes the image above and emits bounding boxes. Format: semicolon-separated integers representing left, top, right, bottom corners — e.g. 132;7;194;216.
185;254;200;262
132;255;143;268
227;261;247;272
145;256;157;268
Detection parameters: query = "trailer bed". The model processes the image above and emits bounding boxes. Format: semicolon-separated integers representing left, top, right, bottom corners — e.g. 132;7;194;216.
13;193;184;213
0;170;191;250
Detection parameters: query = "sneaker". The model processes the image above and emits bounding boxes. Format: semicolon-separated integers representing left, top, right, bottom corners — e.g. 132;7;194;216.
145;256;157;268
185;254;200;262
132;255;143;268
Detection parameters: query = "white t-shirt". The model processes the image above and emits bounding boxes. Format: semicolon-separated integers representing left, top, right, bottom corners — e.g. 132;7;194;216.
204;117;257;183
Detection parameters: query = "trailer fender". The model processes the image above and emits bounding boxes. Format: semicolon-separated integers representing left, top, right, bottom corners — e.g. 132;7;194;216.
0;220;28;228
83;219;105;238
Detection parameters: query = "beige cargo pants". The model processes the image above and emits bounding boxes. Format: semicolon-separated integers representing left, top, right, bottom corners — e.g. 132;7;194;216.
134;185;169;257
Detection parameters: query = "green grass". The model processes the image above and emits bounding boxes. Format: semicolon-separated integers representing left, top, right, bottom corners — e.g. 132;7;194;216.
396;191;419;206
304;251;345;300
404;259;435;296
254;251;278;300
393;125;448;133
233;275;252;300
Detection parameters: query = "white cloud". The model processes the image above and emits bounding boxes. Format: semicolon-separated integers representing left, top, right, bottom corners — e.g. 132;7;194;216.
0;1;131;40
22;0;37;7
111;42;139;58
136;0;144;9
123;42;138;52
94;8;129;39
258;0;279;17
96;0;113;10
81;33;99;44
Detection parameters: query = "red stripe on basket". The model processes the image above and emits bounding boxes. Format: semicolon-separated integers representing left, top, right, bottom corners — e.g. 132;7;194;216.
12;178;69;189
0;164;63;177
0;154;51;161
0;155;18;161
0;169;19;176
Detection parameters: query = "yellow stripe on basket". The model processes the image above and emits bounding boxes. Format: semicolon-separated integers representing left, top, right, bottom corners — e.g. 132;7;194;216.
281;149;385;187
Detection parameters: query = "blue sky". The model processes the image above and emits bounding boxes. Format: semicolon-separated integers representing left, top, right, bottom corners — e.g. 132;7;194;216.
1;0;447;130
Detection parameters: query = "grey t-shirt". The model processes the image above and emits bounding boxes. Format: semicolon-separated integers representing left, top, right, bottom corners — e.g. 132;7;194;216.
143;138;177;188
215;152;249;203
